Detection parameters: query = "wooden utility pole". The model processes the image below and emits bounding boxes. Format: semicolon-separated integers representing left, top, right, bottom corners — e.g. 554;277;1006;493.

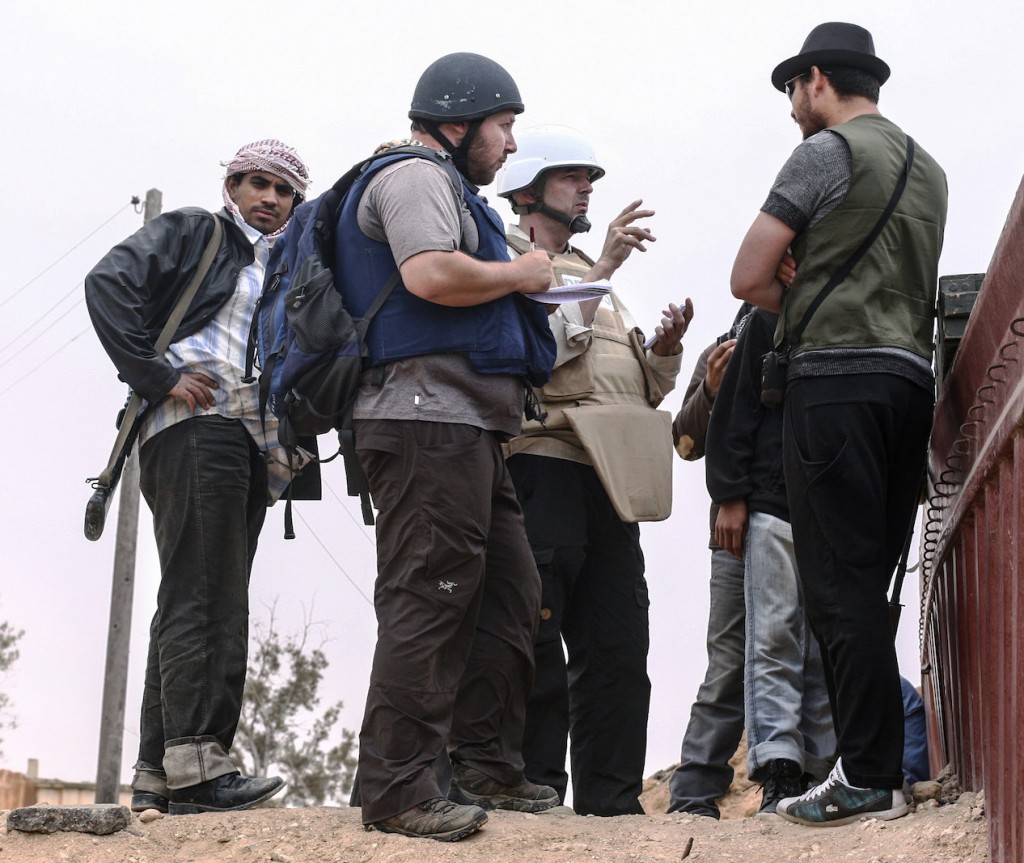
94;189;161;803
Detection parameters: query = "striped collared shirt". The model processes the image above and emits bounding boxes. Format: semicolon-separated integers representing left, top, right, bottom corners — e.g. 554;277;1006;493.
139;211;298;502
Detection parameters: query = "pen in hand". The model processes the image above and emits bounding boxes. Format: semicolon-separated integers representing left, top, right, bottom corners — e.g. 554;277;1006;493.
529;226;536;251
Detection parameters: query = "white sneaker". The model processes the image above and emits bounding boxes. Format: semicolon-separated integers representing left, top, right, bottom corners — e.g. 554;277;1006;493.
776;759;909;827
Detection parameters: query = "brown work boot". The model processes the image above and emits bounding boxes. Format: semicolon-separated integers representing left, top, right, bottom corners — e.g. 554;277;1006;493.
449;762;560;813
369;797;487;842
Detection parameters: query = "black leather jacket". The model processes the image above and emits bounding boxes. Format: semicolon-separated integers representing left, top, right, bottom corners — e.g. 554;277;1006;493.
705;310;789;522
85;207;253;403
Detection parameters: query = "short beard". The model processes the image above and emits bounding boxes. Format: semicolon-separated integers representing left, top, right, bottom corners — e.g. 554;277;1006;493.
465;135;497;186
796;91;829;139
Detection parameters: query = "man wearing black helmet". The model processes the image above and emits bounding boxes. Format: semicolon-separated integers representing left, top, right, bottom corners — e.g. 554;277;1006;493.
341;53;560;842
496;125;691;816
731;23;947;826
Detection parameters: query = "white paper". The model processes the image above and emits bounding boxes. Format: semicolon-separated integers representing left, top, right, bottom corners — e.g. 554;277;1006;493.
522;281;612;304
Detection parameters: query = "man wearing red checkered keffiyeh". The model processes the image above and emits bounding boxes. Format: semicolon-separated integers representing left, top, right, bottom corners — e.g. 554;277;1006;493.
85;138;313;816
220;138;310;238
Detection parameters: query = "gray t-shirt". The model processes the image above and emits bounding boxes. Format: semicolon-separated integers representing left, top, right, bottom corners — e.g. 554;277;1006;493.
352;156;525;435
762;130;851;233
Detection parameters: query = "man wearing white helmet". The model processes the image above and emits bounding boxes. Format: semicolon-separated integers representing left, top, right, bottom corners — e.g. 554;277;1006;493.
86;139;311;815
497;126;692;815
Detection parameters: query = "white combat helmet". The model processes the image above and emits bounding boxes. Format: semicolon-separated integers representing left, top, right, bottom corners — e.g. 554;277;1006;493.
496;125;605;199
497;125;605;233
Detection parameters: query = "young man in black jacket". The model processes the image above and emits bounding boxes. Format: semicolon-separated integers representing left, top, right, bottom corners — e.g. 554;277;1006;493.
85;140;310;815
705;309;835;815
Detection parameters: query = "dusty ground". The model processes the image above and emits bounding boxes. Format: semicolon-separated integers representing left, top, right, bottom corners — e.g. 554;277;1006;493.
0;786;989;863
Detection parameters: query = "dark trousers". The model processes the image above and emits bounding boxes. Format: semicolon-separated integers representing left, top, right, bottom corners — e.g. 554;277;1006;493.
783;374;932;790
355;420;540;824
136;415;267;787
508;454;650;816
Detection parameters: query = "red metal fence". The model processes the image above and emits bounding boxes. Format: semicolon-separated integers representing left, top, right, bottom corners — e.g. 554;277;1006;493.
922;177;1024;863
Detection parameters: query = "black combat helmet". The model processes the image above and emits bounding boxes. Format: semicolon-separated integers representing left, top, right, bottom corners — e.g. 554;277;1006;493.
410;52;524;122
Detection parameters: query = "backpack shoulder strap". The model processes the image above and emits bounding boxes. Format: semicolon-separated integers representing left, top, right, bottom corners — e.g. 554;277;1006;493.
309;150;418;271
378;145;464;202
313;146;462;321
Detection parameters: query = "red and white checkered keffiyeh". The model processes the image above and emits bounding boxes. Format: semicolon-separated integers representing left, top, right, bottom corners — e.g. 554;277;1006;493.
220;139;310;235
221;138;310;195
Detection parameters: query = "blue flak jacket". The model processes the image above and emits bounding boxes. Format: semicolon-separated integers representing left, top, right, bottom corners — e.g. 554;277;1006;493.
335;152;555;387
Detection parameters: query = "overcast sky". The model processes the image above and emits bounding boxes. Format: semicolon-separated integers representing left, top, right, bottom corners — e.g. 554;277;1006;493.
2;0;1021;798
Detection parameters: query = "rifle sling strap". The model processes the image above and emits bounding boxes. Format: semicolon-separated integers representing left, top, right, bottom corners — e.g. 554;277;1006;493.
96;215;224;487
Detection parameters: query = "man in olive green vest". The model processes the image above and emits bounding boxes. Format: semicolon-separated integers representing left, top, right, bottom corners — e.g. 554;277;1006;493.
730;22;947;827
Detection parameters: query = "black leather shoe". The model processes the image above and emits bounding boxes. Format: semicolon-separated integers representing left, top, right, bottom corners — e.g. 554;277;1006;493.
757;758;803;815
131;791;169;813
168;772;285;815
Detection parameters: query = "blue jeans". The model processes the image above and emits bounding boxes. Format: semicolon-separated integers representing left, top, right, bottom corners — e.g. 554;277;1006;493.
744;512;835;781
668;549;745;817
135;415;267;791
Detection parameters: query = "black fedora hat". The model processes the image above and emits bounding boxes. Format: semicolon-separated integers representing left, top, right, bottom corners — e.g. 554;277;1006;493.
771;22;890;92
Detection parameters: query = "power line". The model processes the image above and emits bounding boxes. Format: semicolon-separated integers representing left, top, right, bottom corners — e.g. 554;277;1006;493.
1;201;135;310
0;293;85;371
322;477;376;548
0;280;85;360
295;509;374;607
0;326;90;397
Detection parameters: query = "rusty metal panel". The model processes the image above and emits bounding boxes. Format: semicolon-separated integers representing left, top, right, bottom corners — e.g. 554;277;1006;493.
923;176;1024;863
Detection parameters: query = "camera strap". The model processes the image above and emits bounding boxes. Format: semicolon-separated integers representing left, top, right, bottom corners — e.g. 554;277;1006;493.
783;135;915;354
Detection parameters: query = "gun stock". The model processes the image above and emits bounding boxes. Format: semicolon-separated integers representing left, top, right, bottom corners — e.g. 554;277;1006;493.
83;393;146;541
84;486;114;541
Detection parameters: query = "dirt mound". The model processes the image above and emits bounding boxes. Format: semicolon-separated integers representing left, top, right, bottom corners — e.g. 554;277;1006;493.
0;781;988;863
640;733;761;818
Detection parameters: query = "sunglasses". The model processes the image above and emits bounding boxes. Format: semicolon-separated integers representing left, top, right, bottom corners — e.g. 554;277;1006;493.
784;69;831;99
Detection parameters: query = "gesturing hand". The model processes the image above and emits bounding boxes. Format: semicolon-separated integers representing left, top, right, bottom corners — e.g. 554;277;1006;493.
593;199;656;278
650;298;694;357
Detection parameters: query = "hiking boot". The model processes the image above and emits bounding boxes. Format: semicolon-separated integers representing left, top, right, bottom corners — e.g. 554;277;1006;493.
757;758;804;815
449;762;560;813
168;772;285;815
130;791;169;813
776;758;909;827
370;797;487;842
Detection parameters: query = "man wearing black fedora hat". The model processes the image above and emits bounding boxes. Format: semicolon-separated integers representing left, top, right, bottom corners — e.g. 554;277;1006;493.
730;22;947;827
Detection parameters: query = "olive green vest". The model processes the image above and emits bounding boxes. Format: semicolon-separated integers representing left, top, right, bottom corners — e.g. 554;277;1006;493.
780;114;947;359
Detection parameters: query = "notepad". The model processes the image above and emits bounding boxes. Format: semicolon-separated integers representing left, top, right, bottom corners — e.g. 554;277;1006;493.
522;281;612;304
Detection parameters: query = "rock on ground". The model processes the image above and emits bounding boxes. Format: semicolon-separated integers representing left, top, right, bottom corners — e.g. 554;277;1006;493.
6;804;131;836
